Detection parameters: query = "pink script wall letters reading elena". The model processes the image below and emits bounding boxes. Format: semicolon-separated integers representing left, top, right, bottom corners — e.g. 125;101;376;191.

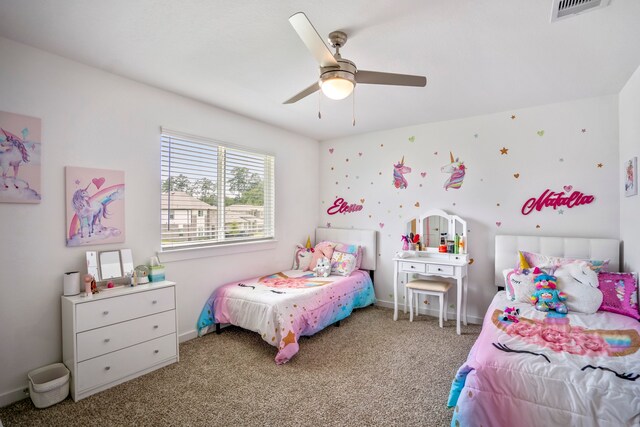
327;197;364;215
521;189;595;215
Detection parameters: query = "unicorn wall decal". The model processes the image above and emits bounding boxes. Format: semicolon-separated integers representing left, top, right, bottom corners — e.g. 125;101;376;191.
393;156;412;189
441;151;466;191
0;127;30;189
71;183;123;239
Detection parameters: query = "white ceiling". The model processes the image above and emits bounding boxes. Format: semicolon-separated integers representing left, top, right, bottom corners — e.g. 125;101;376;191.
1;0;640;141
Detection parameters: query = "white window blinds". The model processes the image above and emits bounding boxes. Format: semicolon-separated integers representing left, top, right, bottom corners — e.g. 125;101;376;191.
161;129;275;250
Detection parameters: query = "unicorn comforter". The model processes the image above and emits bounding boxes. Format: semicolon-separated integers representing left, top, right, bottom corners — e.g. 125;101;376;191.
197;269;375;364
449;291;640;427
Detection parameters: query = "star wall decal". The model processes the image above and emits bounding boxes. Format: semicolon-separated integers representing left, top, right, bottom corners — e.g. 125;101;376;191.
500;147;509;155
581;129;587;133
511;115;516;120
558;209;565;215
597;163;603;168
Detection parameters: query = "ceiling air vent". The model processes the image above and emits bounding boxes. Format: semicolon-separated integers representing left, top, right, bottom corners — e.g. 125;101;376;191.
551;0;611;22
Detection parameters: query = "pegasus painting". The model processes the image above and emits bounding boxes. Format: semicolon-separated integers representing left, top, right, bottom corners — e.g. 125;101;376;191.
0;110;42;203
66;166;125;246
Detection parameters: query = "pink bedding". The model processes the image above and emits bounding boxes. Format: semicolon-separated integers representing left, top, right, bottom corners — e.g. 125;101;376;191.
449;291;640;426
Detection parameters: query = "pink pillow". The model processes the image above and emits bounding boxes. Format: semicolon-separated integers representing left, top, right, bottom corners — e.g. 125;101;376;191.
520;251;609;274
307;241;336;271
597;272;639;320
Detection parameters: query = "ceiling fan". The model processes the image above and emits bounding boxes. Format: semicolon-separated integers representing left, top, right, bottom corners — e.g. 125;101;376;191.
284;12;427;104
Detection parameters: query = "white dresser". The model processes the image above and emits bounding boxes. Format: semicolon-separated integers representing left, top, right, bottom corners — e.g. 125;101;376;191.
61;281;179;401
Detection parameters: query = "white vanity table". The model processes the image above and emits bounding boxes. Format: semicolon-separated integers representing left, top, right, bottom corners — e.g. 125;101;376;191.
392;209;469;334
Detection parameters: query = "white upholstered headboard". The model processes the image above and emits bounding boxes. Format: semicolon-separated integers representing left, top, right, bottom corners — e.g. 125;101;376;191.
315;227;377;271
495;235;620;287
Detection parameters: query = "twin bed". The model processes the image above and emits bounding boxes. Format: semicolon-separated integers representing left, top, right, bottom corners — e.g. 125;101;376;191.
449;235;640;427
195;230;639;425
196;227;377;364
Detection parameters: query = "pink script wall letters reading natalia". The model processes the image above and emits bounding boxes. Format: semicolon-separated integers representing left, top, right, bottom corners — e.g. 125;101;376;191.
521;188;595;215
327;197;363;215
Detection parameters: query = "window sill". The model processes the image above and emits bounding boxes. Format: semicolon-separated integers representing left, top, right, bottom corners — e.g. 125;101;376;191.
158;239;278;263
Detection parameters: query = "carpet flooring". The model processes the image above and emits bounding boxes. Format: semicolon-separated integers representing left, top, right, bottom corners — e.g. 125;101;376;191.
0;306;481;427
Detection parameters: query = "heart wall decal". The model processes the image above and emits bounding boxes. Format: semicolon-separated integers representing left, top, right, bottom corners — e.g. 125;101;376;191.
563;185;573;192
92;177;105;189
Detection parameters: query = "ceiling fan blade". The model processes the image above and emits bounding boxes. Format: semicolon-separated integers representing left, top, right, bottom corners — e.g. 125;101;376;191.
289;12;339;68
356;70;427;87
283;81;320;104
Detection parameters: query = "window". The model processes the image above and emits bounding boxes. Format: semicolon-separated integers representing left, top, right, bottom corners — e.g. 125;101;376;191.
161;129;275;250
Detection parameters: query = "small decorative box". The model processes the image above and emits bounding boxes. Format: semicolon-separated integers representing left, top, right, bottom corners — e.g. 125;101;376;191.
148;265;165;282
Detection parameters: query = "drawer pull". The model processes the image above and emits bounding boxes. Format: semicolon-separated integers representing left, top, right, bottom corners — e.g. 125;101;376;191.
152;300;158;304
154;350;159;354
104;338;110;343
410;265;415;269
437;268;442;271
105;366;111;371
103;311;109;315
153;325;159;329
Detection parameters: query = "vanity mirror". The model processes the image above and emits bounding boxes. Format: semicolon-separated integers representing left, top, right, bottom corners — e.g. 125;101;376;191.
85;249;134;283
405;209;467;256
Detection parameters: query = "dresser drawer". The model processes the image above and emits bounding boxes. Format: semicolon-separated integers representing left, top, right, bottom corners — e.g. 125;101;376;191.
76;287;175;332
76;333;177;392
427;264;454;275
77;310;176;362
399;261;426;273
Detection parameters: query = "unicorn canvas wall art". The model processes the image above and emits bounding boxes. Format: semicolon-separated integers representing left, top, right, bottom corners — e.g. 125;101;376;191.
65;166;125;247
393;156;411;189
441;151;466;191
0;111;41;203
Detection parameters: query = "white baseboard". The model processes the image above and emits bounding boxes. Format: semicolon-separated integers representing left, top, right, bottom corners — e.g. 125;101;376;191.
374;299;483;325
0;385;28;408
179;329;198;343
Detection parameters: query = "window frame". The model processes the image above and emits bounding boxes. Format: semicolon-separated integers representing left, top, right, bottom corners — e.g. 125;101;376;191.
160;128;275;253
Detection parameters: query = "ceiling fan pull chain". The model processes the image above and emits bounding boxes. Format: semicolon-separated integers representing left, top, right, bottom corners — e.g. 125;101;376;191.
318;91;322;119
352;88;356;126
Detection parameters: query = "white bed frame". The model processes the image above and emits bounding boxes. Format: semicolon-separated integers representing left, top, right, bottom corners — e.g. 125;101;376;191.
495;235;620;287
315;227;377;271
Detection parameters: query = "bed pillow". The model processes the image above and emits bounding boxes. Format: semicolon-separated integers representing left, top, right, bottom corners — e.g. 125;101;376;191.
597;272;639;320
307;241;336;271
554;261;602;314
520;251;609;274
330;251;357;276
504;267;542;303
333;243;363;270
292;244;313;270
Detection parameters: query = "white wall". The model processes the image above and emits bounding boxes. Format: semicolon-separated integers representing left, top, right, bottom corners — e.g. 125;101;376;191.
0;37;319;405
619;65;640;272
320;96;620;322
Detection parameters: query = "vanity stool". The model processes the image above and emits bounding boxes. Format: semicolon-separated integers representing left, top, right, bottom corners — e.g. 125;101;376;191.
407;279;452;327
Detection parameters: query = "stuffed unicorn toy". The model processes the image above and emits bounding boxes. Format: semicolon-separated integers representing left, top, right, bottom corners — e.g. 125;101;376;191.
554;261;602;314
313;257;331;278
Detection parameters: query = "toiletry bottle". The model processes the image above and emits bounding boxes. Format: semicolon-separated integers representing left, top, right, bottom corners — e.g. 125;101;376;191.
454;234;460;254
459;236;466;254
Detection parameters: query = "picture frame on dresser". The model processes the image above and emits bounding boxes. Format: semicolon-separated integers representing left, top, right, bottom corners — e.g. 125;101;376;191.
61;281;179;401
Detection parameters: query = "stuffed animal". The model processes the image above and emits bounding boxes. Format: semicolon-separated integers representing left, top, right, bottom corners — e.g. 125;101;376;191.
531;274;567;314
554;261;603;314
500;306;520;323
313;257;331;278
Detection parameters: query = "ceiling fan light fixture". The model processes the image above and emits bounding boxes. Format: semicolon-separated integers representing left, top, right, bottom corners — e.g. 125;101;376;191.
319;69;355;100
320;77;354;100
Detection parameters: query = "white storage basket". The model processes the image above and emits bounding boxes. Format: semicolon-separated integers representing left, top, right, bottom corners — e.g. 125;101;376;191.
27;363;70;408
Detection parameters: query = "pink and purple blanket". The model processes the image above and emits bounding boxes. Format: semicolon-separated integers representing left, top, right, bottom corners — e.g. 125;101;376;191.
197;269;375;364
449;291;640;426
